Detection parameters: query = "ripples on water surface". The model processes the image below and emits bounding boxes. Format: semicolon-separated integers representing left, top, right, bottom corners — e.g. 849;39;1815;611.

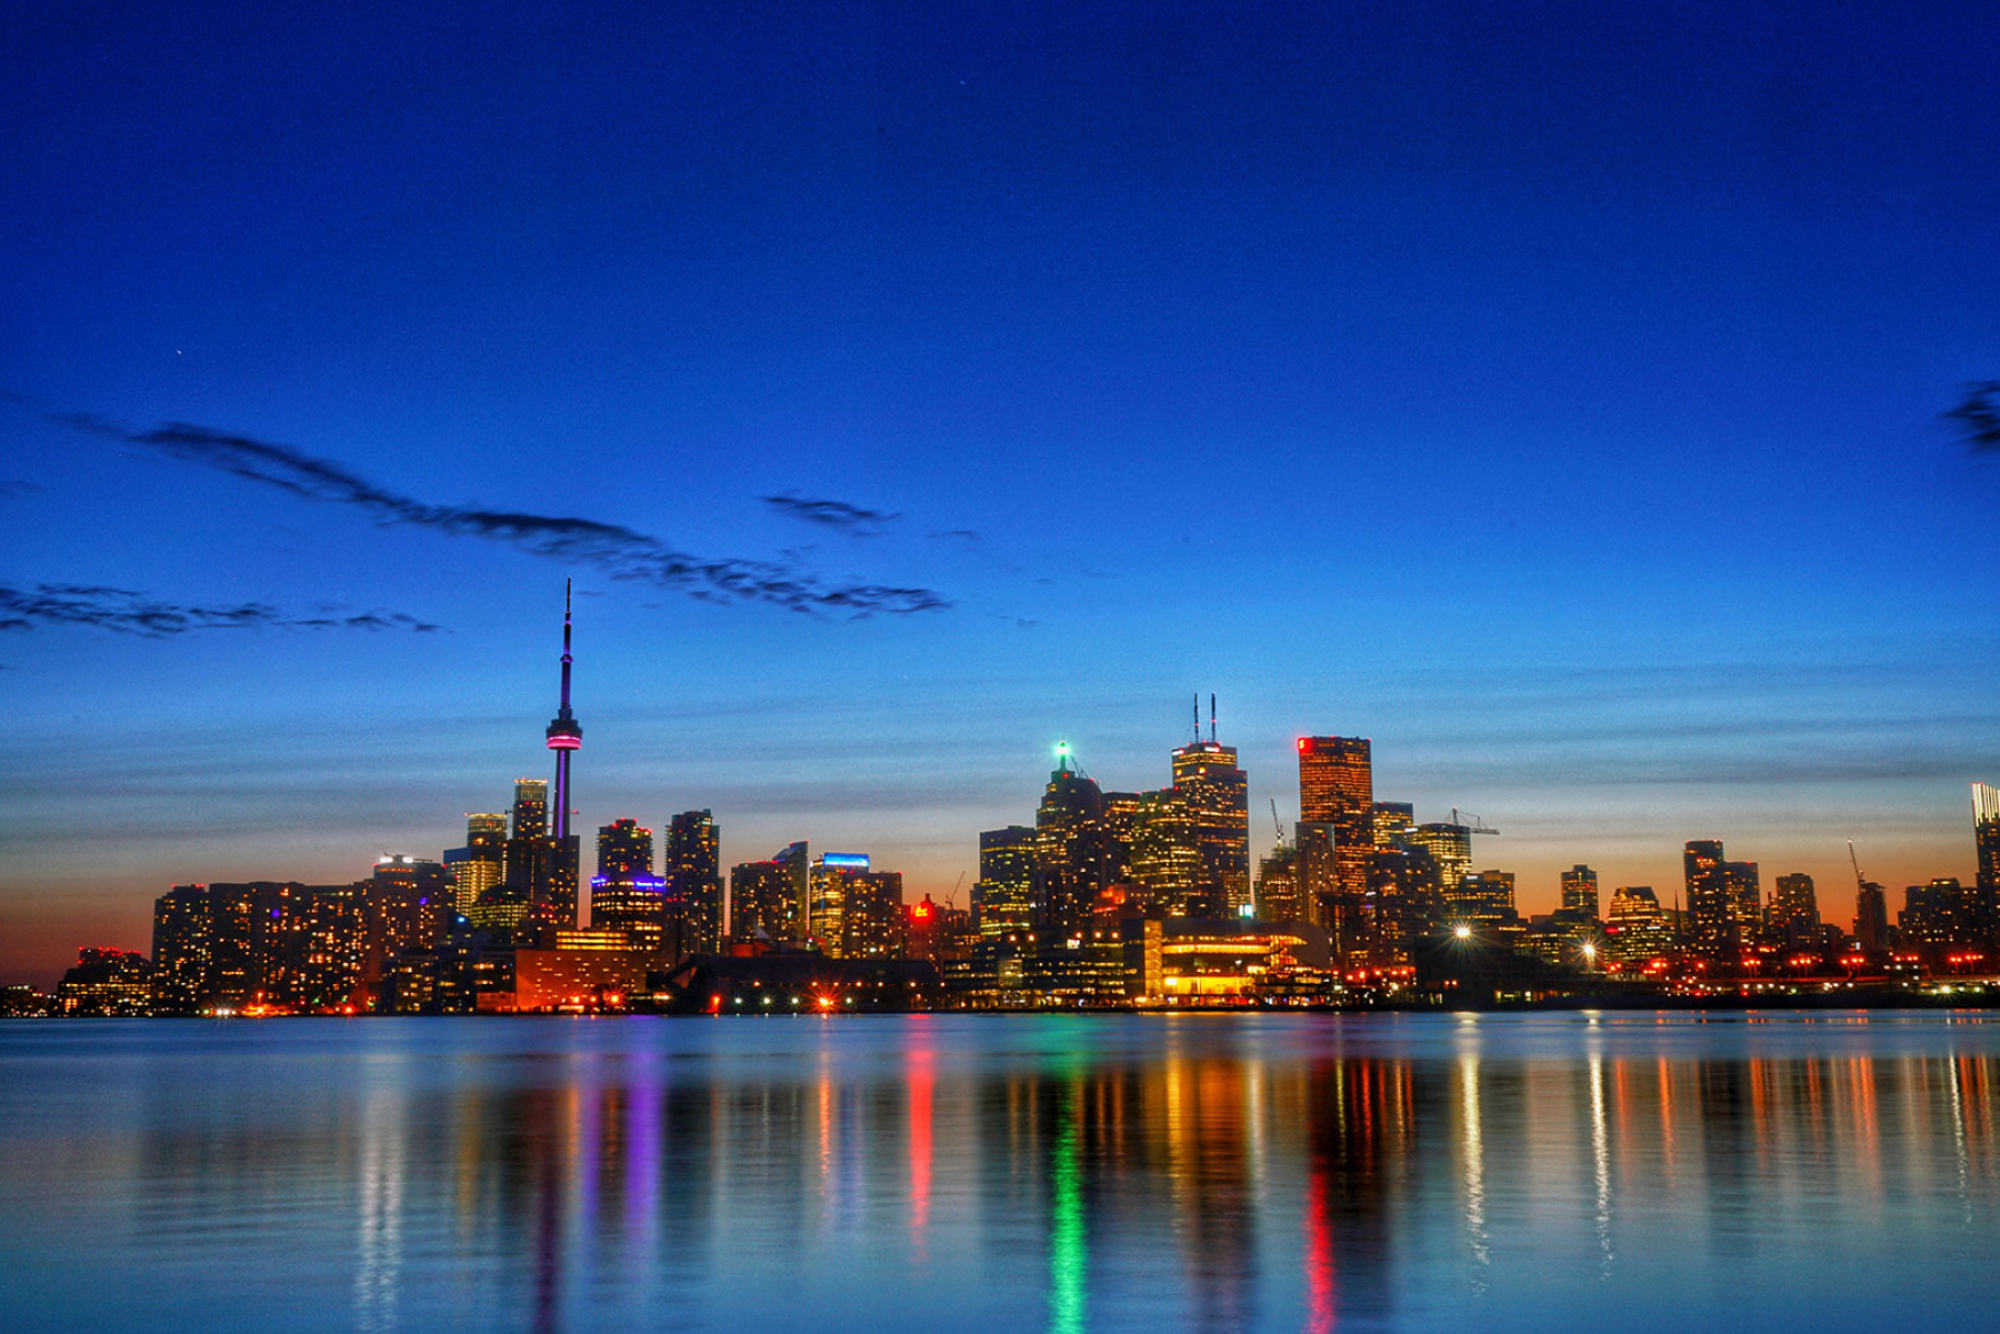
4;1012;1999;1333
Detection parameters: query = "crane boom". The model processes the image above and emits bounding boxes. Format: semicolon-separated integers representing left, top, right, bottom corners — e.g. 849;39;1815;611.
1271;798;1284;846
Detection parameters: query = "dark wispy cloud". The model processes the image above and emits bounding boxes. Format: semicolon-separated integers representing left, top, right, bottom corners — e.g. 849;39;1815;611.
1944;381;2000;453
0;584;441;637
54;412;949;616
761;491;901;537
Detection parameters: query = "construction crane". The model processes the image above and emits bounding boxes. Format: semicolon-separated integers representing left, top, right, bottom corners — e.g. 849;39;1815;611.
1270;798;1287;848
1451;808;1501;836
944;871;966;911
1848;840;1867;895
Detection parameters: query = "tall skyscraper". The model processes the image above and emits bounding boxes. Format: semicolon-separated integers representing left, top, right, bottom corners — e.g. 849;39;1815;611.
1684;840;1733;952
1770;872;1819;943
1406;823;1472;902
811;853;872;956
538;582;583;931
1976;782;2000;893
662;810;723;958
1297;737;1373;923
499;778;551;937
1035;742;1112;941
1171;696;1251;915
976;825;1039;940
446;813;507;917
592;818;664;950
729;858;791;940
1560;865;1600;919
510;779;549;841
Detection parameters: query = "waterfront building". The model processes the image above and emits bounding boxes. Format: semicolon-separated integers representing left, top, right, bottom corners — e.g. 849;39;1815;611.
1127;787;1201;916
1560;864;1599;919
1406;823;1473;902
151;883;214;1014
1855;879;1890;956
444;813;507;917
662;810;723;959
55;947;153;1016
730;855;794;940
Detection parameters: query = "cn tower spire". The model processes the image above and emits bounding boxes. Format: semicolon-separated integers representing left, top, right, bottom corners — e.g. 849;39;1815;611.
545;580;582;848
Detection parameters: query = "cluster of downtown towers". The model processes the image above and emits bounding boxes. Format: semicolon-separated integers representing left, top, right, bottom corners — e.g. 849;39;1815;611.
133;598;2000;1014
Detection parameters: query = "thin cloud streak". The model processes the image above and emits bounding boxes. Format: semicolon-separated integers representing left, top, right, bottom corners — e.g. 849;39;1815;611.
761;491;900;536
0;584;441;637
56;411;950;617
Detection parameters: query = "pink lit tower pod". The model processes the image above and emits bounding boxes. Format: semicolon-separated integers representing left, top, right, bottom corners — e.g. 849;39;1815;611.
542;580;583;927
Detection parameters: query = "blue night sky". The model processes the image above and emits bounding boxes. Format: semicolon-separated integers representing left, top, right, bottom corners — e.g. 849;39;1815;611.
3;1;1996;983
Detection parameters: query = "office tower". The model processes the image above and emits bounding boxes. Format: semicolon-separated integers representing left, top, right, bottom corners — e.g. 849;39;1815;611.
1171;697;1251;915
1977;783;2000;892
500;778;551;934
1127;788;1200;916
537;583;583;931
1900;878;1968;952
1036;742;1112;941
1560;865;1600;919
370;855;449;957
1451;870;1517;926
1368;842;1446;947
510;779;549;842
1684;840;1734;952
776;841;810;938
1605;886;1669;964
592;818;664;951
976;825;1039;940
1854;879;1889;956
446;813;507;917
1295;822;1337;927
662;810;723;958
811;853;872;956
842;870;906;958
1407;823;1473;901
729;858;792;940
1770;873;1819;943
1371;802;1415;847
1256;844;1301;922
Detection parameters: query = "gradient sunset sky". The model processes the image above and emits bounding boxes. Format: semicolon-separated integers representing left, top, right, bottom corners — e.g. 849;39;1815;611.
3;1;1997;984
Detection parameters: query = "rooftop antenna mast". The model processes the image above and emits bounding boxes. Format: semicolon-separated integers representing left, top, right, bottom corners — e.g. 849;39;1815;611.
1192;693;1200;744
1209;693;1217;744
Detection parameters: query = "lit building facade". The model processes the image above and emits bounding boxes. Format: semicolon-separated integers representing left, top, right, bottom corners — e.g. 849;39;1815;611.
592;818;664;951
1560;864;1599;919
1171;736;1250;916
976;825;1039;941
661;810;723;959
1297;736;1373;914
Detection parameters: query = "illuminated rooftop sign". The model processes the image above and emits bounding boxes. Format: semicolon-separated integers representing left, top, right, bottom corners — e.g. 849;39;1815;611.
820;853;870;870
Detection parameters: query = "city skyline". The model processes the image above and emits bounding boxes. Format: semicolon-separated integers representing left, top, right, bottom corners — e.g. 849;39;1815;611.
3;2;1997;984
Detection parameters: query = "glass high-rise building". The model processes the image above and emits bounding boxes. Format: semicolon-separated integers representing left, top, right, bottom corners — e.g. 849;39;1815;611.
1171;737;1250;916
1976;782;2000;892
662;810;723;959
1297;737;1373;922
591;818;664;951
1770;872;1819;942
1560;864;1599;919
1035;746;1112;941
810;853;872;956
976;825;1038;940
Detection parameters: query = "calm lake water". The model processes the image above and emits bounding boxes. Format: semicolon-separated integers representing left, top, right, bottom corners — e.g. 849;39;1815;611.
4;1012;1998;1333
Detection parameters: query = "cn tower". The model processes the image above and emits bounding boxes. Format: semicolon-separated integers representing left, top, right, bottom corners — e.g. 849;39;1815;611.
544;581;582;922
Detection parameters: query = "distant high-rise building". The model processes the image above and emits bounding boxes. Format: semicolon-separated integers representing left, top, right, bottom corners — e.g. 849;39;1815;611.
842;870;906;959
1406;823;1472;900
1171;699;1251;915
1256;844;1301;922
1127;788;1200;916
591;818;664;951
446;813;507;918
1604;886;1669;964
510;779;549;842
811;853;873;956
975;825;1039;941
1976;783;2000;893
1298;737;1373;940
1371;802;1415;848
1682;845;1759;948
1855;879;1890;956
661;810;723;959
151;884;215;1015
729;857;792;940
1561;865;1600;919
501;778;552;938
1451;870;1517;927
1770;873;1819;943
1035;743;1112;941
